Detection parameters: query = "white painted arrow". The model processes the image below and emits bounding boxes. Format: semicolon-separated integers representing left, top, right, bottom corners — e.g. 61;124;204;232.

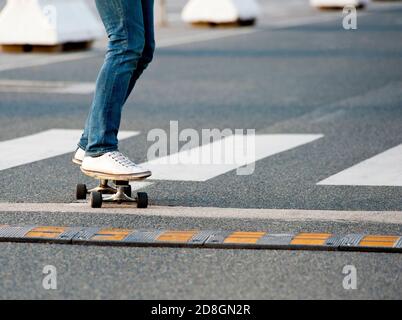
318;144;402;186
143;134;323;181
0;129;140;171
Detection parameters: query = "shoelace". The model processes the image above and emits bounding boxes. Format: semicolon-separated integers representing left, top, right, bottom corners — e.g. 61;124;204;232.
108;151;139;168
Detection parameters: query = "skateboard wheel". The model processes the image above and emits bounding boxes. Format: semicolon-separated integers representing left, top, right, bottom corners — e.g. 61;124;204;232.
90;191;103;208
136;192;148;208
76;184;87;200
122;185;132;197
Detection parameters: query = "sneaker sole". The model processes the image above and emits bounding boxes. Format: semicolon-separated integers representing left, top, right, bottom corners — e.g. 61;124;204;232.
80;167;152;181
72;158;83;165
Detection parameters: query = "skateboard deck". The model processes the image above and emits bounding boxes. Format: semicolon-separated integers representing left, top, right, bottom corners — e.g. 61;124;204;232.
76;168;150;208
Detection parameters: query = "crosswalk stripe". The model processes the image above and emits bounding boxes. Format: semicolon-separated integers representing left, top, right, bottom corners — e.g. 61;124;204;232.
142;134;323;181
318;144;402;186
2;130;400;187
0;80;95;95
0;129;139;171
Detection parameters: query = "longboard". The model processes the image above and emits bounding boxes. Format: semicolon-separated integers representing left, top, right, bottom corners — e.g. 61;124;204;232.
76;168;150;208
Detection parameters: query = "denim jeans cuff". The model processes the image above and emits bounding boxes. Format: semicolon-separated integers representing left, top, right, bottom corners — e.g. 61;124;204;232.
85;147;118;157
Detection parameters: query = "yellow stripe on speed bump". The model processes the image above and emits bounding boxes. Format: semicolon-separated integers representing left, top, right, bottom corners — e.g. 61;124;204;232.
290;233;332;246
91;228;133;241
359;235;400;248
224;232;266;244
25;226;66;239
157;231;198;243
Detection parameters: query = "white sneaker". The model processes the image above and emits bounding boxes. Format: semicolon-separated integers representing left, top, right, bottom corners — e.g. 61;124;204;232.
72;147;85;165
81;151;152;180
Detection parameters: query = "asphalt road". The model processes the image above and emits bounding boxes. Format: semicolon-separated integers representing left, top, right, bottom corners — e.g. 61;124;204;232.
0;1;401;299
0;212;401;299
1;5;401;210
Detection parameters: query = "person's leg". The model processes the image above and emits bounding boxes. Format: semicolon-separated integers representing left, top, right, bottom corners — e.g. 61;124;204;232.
78;0;145;156
123;0;155;103
77;112;90;151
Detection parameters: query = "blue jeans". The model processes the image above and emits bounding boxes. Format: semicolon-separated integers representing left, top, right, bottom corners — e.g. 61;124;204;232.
78;0;155;156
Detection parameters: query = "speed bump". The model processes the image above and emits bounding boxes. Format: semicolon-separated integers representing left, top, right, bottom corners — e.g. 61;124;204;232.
359;235;399;247
0;225;82;243
124;230;165;244
127;230;214;247
0;224;400;253
395;237;402;249
224;232;266;244
157;230;198;243
187;230;217;245
25;226;67;239
156;230;214;247
72;227;102;242
326;234;365;249
91;228;133;241
357;235;401;252
220;231;267;248
73;227;133;245
23;226;82;243
204;231;232;247
257;234;294;249
287;233;334;250
0;226;34;239
72;229;215;247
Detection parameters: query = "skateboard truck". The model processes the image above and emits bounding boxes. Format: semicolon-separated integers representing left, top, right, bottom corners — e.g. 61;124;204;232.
76;179;148;209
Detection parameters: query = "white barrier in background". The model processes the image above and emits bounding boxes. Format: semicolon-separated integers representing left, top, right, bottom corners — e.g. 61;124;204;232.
0;0;103;46
182;0;260;25
156;0;168;26
310;0;370;9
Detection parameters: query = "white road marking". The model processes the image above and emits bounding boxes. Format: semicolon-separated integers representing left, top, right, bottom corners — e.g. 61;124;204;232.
265;15;345;28
157;28;256;48
0;129;139;171
0;79;95;94
0;51;97;72
318;144;402;186
0;202;401;224
143;134;323;181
